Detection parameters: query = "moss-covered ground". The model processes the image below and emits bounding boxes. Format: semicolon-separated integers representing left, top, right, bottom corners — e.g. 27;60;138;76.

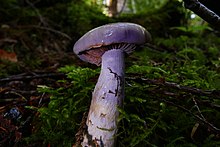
0;0;220;146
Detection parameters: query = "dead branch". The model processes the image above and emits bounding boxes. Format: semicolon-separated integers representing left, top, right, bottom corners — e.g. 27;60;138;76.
16;25;72;40
32;25;72;40
25;0;48;26
0;38;18;44
0;72;65;83
159;98;220;134
144;43;175;52
22;1;72;40
2;73;219;99
192;97;206;120
183;0;220;31
126;76;220;99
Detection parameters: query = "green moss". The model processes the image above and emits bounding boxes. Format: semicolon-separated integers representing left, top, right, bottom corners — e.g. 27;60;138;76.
26;66;99;146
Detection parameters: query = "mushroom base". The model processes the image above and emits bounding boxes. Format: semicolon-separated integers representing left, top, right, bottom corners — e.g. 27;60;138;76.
82;49;125;147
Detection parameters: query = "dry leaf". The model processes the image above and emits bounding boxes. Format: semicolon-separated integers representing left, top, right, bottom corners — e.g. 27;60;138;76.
0;49;18;62
191;122;200;139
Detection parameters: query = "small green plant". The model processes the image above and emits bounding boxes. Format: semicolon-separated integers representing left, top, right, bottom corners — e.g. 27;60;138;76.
27;66;99;146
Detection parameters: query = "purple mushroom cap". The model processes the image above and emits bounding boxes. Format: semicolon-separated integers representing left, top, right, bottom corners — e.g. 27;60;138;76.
73;22;151;65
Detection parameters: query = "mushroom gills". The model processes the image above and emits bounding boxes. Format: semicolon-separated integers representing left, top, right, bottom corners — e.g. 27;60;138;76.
79;43;137;66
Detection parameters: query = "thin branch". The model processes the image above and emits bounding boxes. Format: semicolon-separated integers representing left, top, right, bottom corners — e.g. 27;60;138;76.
32;25;72;40
2;74;219;99
0;38;17;44
7;89;37;95
24;0;72;40
143;43;175;52
16;0;72;40
159;98;220;134
0;72;65;82
126;76;220;98
25;0;48;26
17;25;72;40
192;97;205;120
183;0;220;31
146;86;220;111
20;38;30;51
126;77;220;133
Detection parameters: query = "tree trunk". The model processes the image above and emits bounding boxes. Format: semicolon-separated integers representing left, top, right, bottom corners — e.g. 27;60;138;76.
108;0;118;17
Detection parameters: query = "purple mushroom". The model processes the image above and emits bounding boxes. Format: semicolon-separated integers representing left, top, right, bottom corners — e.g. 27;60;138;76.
73;22;151;146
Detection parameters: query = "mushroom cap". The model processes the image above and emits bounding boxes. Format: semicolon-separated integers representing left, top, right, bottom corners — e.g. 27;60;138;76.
73;22;151;65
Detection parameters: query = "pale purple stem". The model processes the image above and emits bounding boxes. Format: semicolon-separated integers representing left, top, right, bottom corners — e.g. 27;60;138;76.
82;49;125;147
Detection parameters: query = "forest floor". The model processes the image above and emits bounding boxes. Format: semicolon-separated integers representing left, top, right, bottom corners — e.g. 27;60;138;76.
0;1;220;146
0;24;81;145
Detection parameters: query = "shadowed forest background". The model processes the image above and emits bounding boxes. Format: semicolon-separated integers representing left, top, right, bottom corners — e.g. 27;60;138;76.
0;0;220;146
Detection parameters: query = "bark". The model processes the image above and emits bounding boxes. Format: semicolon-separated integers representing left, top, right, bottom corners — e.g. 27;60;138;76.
108;0;118;17
183;0;220;30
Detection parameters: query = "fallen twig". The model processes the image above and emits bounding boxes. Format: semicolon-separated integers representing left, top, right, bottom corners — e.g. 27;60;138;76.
0;38;18;44
2;73;219;99
159;98;220;134
25;0;48;26
126;76;220;98
0;72;65;83
17;25;72;40
32;25;72;40
192;97;206;120
144;43;175;52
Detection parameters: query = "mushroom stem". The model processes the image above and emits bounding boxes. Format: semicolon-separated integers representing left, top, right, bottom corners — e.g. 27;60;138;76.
82;49;125;147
